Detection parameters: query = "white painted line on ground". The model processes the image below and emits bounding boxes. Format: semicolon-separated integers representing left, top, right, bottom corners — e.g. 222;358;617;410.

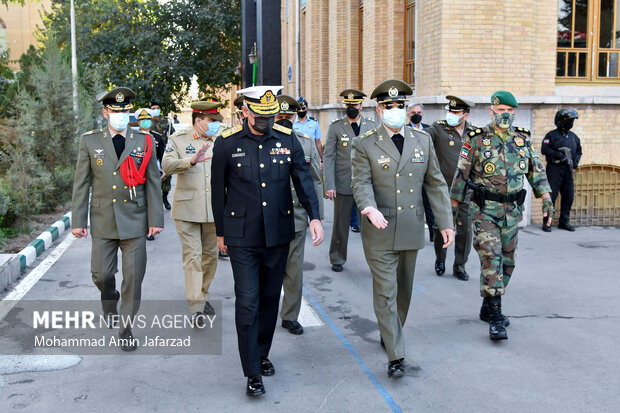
0;234;76;321
281;288;323;327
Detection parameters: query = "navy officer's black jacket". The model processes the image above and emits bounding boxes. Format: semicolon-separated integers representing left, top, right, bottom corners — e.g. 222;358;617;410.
211;121;320;248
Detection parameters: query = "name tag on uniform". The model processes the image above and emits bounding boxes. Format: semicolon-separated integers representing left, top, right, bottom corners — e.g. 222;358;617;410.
378;157;390;164
231;153;245;158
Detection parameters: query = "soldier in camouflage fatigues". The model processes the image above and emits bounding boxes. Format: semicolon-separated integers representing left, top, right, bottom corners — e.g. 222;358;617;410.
150;101;175;209
450;90;553;341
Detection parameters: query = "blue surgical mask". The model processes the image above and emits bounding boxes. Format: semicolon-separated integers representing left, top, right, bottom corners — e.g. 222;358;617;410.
382;108;407;129
108;112;130;131
205;121;220;137
151;108;161;118
446;112;462;127
139;119;152;130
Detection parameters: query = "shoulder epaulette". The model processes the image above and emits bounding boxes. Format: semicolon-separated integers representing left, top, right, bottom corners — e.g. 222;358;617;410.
361;128;377;139
468;128;486;138
436;120;446;125
364;117;376;123
331;116;345;124
83;128;103;136
272;123;292;135
221;124;243;138
515;127;531;135
309;117;317;122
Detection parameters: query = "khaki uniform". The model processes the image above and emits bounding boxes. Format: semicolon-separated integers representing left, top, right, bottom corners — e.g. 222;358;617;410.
351;124;452;361
162;129;218;313
72;127;164;333
281;132;324;322
323;116;376;266
426;120;478;272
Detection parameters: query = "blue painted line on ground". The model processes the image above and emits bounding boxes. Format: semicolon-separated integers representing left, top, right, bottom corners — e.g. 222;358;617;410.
303;286;403;413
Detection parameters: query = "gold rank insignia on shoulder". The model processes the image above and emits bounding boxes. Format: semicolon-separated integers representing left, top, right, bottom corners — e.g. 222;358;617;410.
361;129;376;139
221;124;243;138
84;128;103;136
516;127;531;134
438;120;446;125
273;123;292;135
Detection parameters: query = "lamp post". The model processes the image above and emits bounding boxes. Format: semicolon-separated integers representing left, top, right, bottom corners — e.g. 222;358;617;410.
248;42;257;86
70;0;78;118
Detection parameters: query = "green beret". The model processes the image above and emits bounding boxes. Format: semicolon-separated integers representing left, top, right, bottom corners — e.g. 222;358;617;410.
191;100;224;121
277;94;301;114
491;91;518;108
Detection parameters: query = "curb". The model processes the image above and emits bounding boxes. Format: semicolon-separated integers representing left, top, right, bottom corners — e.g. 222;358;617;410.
18;211;72;272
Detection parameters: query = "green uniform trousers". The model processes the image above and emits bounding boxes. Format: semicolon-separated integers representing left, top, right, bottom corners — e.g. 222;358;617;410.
364;248;418;362
329;194;360;266
174;220;218;313
434;199;473;273
281;228;307;321
91;236;147;334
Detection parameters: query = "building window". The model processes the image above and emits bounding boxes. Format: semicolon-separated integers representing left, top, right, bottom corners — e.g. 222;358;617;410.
404;0;415;86
557;0;620;82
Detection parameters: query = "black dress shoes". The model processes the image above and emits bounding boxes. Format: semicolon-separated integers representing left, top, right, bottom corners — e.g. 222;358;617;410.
260;358;275;376
351;225;361;233
541;223;552;232
558;223;575;231
246;375;265;396
387;358;405;378
453;270;469;281
146;234;155;241
282;320;304;335
191;312;204;328
331;264;343;272
434;260;445;276
203;301;216;317
119;330;137;352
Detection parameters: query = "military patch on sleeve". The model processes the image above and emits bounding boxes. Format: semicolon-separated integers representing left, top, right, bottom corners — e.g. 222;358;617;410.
542;138;550;144
484;162;496;174
165;141;174;152
462;142;472;151
273;123;292;135
221;124;243;138
514;136;525;147
460;147;470;158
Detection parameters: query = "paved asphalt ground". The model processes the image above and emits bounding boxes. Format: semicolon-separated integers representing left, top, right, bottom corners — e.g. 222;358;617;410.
1;182;618;412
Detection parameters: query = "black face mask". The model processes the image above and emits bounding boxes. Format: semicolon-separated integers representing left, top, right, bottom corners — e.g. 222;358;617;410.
558;118;574;132
346;106;360;119
252;116;274;134
297;110;307;119
410;113;422;124
275;118;293;129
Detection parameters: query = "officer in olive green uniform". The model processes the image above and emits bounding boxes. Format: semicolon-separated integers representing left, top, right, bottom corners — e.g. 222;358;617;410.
426;96;477;281
274;95;324;335
72;87;164;351
324;89;376;272
351;80;454;378
450;91;553;341
162;100;225;324
150;101;174;209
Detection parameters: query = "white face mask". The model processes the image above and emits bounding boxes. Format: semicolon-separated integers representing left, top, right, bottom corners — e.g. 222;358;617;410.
382;108;407;129
108;112;130;131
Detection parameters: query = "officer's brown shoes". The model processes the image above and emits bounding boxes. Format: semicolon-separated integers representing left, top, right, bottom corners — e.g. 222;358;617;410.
387;359;405;378
281;320;304;335
260;358;275;376
246;375;265;396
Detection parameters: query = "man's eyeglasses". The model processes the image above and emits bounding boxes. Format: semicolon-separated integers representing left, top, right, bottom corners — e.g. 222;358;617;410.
382;102;405;110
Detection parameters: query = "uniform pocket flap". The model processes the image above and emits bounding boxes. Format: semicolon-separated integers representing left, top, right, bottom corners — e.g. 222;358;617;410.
136;198;145;207
175;189;194;201
224;205;246;217
379;207;393;217
280;206;293;216
90;198;101;208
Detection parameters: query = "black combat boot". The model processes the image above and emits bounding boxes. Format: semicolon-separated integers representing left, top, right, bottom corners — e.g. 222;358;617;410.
479;297;510;327
162;191;171;210
488;296;508;341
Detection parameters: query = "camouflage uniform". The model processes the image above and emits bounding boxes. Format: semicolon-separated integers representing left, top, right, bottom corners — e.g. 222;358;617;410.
450;124;551;297
152;117;174;193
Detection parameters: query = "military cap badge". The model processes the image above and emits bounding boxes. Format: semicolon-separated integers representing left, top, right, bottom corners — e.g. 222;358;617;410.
281;101;289;111
388;87;398;97
450;99;456;107
492;96;500;105
348;92;355;100
260;91;276;104
116;92;124;103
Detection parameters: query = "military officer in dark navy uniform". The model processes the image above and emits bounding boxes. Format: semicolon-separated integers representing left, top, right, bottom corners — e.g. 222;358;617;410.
211;85;324;397
541;109;582;232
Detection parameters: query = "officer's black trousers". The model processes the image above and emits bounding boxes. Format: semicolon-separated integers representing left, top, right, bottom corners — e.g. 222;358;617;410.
228;244;290;377
547;164;574;226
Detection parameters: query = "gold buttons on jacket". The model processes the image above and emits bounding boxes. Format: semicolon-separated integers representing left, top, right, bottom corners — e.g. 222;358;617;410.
262;202;267;207
124;186;128;190
237;163;242;167
409;189;413;193
260;163;265;168
261;183;266;188
112;185;117;190
113;172;117;176
258;144;263;149
124;200;127;203
287;210;291;214
396;173;400;177
231;211;235;216
205;174;209;178
287;157;291;162
410;205;414;209
396;190;400;194
206;189;210;192
408;173;413;177
279;160;283;164
112;199;117;203
397;206;402;211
